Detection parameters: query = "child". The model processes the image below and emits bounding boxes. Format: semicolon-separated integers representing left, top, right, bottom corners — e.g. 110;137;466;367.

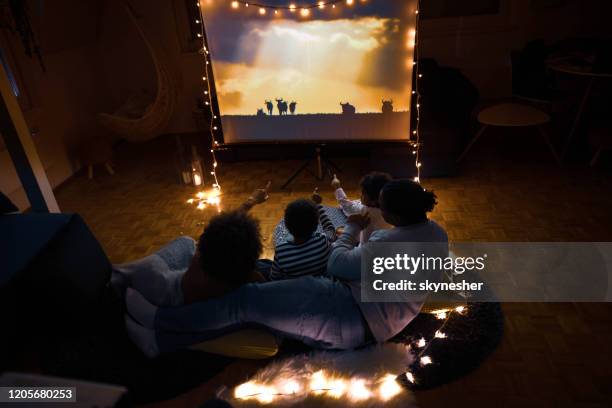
331;172;392;243
267;190;336;280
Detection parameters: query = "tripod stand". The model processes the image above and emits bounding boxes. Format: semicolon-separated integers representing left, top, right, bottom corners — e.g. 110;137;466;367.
281;145;342;189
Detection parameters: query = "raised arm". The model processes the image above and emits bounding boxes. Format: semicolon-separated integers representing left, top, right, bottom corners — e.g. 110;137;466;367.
237;180;271;213
312;188;336;242
332;174;364;215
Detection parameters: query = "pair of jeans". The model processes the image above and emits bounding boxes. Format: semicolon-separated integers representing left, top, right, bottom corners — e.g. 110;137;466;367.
155;275;367;352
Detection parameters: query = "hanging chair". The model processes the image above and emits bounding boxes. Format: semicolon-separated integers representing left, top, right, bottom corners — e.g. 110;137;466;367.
98;1;177;142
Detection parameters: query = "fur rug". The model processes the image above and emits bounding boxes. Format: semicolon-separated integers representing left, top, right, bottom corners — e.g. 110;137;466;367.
220;343;416;408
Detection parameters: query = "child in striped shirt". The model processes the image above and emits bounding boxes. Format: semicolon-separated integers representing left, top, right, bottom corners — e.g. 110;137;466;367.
268;190;336;280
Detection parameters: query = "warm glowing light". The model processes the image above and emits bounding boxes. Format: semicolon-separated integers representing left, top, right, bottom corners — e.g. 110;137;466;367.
234;382;258;399
186;198;195;204
346;0;354;5
300;8;310;17
259;7;266;15
405;372;415;383
193;172;202;186
281;379;301;395
378;374;401;401
256;386;276;404
197;202;206;210
434;310;447;319
348;379;371;401
416;337;426;348
289;3;296;11
413;177;420;182
434;330;447;339
420;356;433;366
328;379;347;398
231;1;239;8
455;305;466;314
318;1;325;8
310;370;327;394
196;192;205;199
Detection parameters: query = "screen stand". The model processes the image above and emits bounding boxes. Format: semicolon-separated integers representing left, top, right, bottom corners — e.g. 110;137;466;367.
281;145;342;190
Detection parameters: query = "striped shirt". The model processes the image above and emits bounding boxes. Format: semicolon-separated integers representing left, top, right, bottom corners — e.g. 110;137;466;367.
269;205;336;280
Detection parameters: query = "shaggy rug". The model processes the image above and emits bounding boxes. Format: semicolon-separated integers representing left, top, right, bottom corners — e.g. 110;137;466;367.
221;343;418;408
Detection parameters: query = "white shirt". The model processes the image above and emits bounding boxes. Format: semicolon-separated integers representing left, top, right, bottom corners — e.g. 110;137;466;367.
327;220;449;342
334;188;391;244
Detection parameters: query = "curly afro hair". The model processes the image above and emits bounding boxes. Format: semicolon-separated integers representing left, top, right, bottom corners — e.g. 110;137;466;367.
284;199;319;241
380;179;437;225
360;171;392;204
198;210;262;287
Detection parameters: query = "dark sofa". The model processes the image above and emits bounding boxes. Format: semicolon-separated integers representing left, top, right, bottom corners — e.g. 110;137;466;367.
0;213;233;403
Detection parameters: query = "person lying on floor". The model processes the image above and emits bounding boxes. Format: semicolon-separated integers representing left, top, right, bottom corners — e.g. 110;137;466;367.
124;179;448;357
259;189;336;280
331;172;392;243
112;182;271;306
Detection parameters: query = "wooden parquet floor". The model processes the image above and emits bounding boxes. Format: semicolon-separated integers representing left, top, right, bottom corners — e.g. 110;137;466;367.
55;135;612;407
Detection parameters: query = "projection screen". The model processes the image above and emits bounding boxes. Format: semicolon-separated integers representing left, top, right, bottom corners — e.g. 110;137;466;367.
201;0;418;144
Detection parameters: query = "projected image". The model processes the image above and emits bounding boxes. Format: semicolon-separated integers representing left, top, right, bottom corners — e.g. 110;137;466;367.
202;0;418;143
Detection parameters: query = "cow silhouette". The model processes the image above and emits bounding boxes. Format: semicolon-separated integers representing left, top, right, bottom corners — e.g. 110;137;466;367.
257;108;265;116
289;101;297;114
382;99;394;114
265;100;273;115
276;98;288;115
340;102;356;115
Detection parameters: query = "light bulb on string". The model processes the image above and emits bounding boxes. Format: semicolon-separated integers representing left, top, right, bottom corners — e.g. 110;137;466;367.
420;356;432;366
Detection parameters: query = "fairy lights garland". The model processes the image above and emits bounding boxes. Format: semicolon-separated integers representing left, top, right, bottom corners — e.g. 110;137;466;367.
228;0;359;17
412;3;422;183
184;1;222;210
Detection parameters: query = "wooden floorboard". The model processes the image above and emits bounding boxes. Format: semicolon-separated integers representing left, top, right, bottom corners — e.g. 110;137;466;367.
55;135;612;407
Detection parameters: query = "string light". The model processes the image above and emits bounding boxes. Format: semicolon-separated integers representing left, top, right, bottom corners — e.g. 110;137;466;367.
412;1;423;186
218;0;365;14
420;355;432;366
233;370;405;403
192;1;222;201
405;303;470;386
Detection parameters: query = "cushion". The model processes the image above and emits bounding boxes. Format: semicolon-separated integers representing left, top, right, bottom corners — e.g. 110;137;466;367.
189;329;279;359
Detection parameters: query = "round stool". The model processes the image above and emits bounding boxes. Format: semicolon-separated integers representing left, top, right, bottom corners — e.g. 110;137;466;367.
457;103;559;164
